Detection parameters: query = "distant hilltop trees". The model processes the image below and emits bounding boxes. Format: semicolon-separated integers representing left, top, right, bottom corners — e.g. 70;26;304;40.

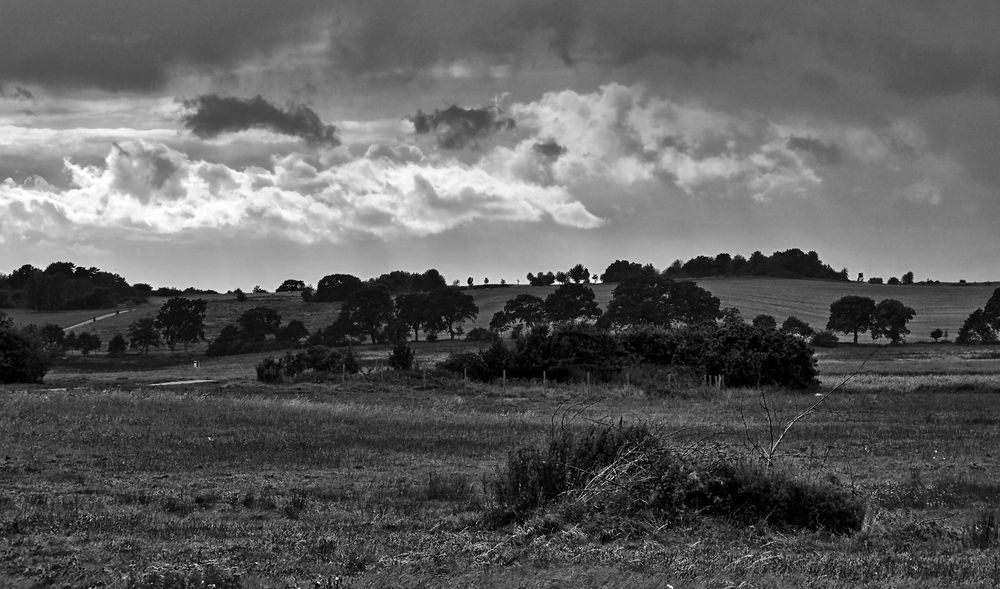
663;249;848;281
0;262;150;311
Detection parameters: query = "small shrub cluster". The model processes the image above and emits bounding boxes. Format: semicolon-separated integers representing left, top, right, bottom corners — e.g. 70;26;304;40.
486;424;865;534
256;345;359;383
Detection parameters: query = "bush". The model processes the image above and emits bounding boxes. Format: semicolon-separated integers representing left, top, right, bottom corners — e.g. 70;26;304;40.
256;345;360;383
810;330;840;348
255;357;285;383
0;328;51;383
387;343;415;370
700;323;818;389
107;334;128;356
466;326;500;343
486;424;865;534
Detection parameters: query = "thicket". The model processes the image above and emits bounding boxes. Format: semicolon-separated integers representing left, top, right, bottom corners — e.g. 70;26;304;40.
0;328;51;383
441;323;818;389
485;423;865;534
206;308;309;356
255;345;359;383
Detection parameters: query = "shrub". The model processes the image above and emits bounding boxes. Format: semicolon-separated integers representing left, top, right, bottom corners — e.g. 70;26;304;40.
0;328;51;383
700;323;818;389
107;333;128;356
255;357;285;383
465;326;500;343
810;330;839;348
387;343;415;370
486;424;865;534
256;345;359;383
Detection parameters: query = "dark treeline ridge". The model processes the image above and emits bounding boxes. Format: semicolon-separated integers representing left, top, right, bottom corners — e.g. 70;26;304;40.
663;249;847;281
529;249;848;286
0;262;220;311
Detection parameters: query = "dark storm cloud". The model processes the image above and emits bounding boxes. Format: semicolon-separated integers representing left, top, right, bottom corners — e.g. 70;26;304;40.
410;105;515;149
0;0;328;91
533;139;567;159
787;137;842;166
0;84;34;101
182;95;339;146
328;0;764;79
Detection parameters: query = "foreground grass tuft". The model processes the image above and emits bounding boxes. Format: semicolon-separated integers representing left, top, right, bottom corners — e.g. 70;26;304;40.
486;423;866;534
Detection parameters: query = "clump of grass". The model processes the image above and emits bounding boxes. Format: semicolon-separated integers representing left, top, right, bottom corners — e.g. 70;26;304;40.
425;470;474;502
963;511;999;549
125;563;241;588
485;423;866;534
280;493;308;519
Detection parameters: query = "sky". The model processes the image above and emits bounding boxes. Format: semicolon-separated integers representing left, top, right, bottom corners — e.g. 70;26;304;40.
2;0;999;291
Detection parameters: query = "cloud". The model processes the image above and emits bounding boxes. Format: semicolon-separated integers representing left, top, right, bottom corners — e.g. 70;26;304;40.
410;105;515;149
0;139;602;247
0;0;330;91
512;84;823;201
0;85;34;101
181;95;340;146
896;180;944;206
533;139;567;159
786;136;842;165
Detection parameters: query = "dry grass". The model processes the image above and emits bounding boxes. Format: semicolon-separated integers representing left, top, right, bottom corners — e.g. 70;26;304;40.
4;343;1000;587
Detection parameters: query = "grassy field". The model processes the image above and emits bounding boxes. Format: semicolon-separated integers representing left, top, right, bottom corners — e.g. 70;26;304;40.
6;278;994;348
2;341;1000;587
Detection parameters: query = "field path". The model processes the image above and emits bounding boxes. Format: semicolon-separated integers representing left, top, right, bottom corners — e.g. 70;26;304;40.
64;308;137;331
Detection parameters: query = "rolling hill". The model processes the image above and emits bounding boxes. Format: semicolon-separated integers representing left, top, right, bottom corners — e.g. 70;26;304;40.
5;278;996;346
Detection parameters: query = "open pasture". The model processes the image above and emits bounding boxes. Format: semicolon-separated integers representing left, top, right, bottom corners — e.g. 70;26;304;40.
3;341;1000;587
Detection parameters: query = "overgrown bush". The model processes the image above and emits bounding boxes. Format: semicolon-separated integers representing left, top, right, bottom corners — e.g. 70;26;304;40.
255;345;360;383
387;342;415;370
0;328;51;383
810;330;840;348
465;326;500;343
699;323;818;388
486;424;865;534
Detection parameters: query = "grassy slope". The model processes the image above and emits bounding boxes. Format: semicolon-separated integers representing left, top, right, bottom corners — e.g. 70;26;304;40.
467;279;996;342
6;278;996;345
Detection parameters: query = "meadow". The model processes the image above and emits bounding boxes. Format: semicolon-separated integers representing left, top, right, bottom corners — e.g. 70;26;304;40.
2;340;1000;587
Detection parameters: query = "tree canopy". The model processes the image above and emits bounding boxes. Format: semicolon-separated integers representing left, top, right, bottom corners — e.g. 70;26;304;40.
314;273;363;302
871;299;916;344
154;297;207;352
826;296;876;344
544;283;602;324
429;287;479;340
127;318;161;355
339;285;394;343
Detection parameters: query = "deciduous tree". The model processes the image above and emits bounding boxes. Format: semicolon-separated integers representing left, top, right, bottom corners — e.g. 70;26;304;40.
395;292;432;341
544;283;602;324
154;297;207;352
870;299;916;344
826;296;876;344
339;285;394;343
429;287;479;340
314;273;363;302
128;317;161;355
237;307;282;342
